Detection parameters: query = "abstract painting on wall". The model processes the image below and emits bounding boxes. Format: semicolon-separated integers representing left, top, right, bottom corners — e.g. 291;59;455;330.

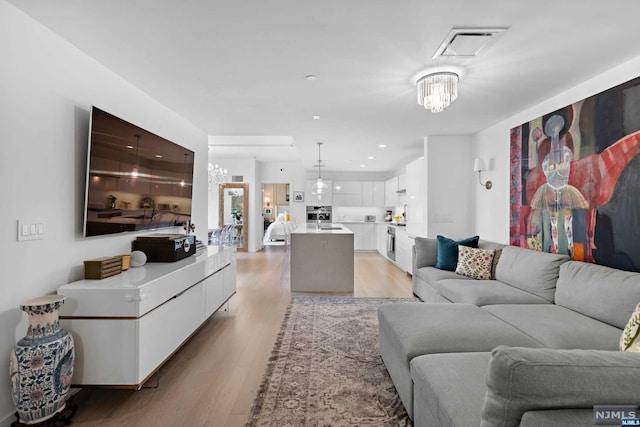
510;75;640;272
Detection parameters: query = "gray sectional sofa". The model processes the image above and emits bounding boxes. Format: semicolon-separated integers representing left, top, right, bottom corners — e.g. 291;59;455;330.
378;237;640;426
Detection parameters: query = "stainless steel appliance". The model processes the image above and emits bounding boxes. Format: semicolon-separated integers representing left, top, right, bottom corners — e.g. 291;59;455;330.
387;226;396;260
306;206;332;224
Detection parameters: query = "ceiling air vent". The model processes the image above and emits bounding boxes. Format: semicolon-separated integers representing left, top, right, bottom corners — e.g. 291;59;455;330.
433;27;508;58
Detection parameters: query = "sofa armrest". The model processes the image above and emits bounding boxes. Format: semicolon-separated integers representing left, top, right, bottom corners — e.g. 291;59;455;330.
414;237;438;270
481;346;640;427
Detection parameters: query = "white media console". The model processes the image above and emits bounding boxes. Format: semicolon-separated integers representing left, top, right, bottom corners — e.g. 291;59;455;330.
57;246;236;388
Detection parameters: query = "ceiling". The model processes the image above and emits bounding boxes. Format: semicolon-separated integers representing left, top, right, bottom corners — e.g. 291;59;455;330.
10;0;640;172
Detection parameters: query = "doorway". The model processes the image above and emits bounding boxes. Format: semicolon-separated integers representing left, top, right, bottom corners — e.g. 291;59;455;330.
262;183;290;245
218;183;248;252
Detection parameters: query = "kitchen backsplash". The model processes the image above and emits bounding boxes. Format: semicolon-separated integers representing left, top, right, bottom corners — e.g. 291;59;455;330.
333;207;389;222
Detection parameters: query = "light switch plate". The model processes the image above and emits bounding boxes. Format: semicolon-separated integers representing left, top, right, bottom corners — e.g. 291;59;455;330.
17;220;45;241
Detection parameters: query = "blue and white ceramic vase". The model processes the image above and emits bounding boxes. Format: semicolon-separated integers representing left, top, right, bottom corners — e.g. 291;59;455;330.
9;295;74;425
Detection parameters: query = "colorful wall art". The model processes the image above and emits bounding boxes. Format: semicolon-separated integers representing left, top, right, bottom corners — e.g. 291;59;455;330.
510;76;640;272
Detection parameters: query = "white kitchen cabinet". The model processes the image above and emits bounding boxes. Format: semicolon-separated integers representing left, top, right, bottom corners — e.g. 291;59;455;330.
333;181;362;193
398;173;407;191
395;227;413;274
376;223;390;257
57;246;237;388
373;181;385;207
345;223;376;250
405;157;425;236
385;176;399;206
305;180;332;206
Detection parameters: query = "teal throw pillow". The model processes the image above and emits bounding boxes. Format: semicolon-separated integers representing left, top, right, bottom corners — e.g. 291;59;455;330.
435;235;480;271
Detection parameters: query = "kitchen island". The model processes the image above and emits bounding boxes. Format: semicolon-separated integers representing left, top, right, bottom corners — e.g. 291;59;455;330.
290;223;354;292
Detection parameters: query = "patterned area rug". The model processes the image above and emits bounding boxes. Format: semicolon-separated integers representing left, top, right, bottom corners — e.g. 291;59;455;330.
246;296;413;427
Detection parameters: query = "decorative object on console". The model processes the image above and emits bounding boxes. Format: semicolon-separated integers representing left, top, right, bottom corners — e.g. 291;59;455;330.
620;302;640;352
473;158;493;190
416;71;458;113
83;256;123;279
435;235;480;271
119;254;131;271
455;246;496;280
10;295;75;425
132;234;196;262
130;250;147;267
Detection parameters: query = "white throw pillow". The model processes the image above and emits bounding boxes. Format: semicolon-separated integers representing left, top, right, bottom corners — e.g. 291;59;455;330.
620;302;640;352
455;246;496;280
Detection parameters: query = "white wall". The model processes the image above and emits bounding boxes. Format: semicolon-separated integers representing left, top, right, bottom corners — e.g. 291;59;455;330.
424;135;475;238
0;3;208;424
473;55;640;244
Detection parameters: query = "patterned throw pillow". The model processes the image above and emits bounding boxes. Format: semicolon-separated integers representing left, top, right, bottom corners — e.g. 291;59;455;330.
620;302;640;352
455;246;496;280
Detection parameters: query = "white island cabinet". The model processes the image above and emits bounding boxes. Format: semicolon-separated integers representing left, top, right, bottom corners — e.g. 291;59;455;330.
57;246;236;388
290;223;354;292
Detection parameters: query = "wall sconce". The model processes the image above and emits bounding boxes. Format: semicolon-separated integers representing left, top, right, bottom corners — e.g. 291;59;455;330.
473;158;492;190
264;197;271;207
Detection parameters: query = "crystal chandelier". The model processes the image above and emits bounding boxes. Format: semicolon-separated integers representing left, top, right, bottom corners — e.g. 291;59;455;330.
416;72;459;113
208;163;229;185
311;142;328;198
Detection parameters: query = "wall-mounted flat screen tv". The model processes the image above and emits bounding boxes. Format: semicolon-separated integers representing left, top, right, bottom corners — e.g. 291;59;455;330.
84;106;194;237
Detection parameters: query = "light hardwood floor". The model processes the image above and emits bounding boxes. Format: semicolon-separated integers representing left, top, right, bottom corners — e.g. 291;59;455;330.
68;247;413;426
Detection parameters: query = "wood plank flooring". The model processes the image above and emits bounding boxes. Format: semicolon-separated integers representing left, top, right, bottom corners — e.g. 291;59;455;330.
68;247;413;426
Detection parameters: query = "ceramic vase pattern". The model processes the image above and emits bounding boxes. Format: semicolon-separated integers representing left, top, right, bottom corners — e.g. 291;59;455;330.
9;295;74;425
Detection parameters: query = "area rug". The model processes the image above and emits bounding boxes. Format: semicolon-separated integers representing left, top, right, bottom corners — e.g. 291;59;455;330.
246;296;414;427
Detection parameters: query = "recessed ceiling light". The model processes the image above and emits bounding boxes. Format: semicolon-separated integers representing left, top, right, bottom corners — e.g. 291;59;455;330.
313;115;320;120
378;144;386;148
306;75;318;81
155;154;163;158
360;164;366;168
126;145;133;149
367;156;374;160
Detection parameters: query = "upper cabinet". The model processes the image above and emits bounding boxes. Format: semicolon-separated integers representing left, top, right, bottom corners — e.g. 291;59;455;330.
405;158;425;236
332;181;385;207
397;173;407;192
305;180;333;206
333;181;362;207
385;176;399;206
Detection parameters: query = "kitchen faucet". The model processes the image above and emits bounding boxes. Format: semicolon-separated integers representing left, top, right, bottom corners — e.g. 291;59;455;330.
316;206;326;229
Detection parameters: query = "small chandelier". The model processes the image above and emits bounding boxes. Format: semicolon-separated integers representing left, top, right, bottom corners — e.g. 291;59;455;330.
311;142;328;198
208;163;229;185
417;72;459;113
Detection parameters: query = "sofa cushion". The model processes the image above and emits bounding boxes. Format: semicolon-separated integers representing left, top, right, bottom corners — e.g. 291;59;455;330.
495;246;569;302
414;236;438;269
435;279;550;306
411;352;491;427
377;303;542;419
621;302;640;352
519;409;596;427
455;245;496;280
555;260;640;329
482;304;622;350
435;235;479;271
480;346;640;427
416;266;474;286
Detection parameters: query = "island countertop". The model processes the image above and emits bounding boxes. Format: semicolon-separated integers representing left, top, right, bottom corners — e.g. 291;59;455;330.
291;223;354;234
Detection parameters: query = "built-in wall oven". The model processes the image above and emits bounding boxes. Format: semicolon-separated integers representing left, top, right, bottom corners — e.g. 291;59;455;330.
387;226;396;261
306;206;332;224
